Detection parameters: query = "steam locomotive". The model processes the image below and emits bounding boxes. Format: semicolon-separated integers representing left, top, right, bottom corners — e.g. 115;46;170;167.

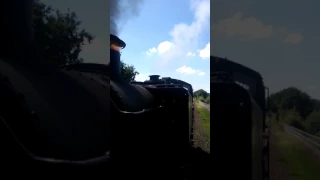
110;34;197;174
211;56;269;180
0;0;207;177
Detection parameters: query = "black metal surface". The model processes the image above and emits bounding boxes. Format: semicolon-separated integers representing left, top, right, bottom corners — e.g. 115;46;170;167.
0;0;110;170
211;56;269;180
110;34;126;48
0;60;110;163
211;56;263;84
211;56;265;111
60;63;110;76
0;0;208;176
110;35;197;178
132;75;194;97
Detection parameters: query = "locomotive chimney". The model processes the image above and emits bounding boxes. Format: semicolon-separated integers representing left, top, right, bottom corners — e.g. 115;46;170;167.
110;34;126;82
0;0;39;64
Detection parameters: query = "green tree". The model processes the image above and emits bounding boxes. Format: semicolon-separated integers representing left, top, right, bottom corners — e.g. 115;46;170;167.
194;89;209;99
269;87;314;120
311;99;320;111
32;0;94;66
305;111;320;135
120;60;139;82
204;96;210;104
284;108;305;130
32;1;139;81
269;86;320;134
198;96;205;102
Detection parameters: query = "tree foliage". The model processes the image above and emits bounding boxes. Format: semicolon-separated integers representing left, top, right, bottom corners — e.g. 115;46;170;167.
194;89;210;104
194;89;210;99
120;60;139;82
33;0;140;81
269;86;320;136
305;111;320;135
32;0;140;82
204;96;210;104
32;0;94;66
269;87;314;120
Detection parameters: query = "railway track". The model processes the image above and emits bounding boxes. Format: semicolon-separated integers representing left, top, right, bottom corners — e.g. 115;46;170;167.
199;101;210;111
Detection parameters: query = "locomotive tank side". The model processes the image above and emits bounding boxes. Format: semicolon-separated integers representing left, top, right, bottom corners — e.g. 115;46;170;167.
131;75;195;146
144;84;194;149
211;56;269;180
211;81;264;180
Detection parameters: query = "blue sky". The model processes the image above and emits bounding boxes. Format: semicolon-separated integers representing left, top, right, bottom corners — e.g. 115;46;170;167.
212;0;320;99
117;0;210;92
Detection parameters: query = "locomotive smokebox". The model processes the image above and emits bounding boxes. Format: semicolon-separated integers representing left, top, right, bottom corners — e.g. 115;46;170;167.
110;34;126;82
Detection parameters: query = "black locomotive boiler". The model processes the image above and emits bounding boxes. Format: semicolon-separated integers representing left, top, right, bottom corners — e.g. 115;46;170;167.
0;0;111;174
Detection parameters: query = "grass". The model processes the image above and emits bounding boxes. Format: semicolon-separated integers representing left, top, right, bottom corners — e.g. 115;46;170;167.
196;102;210;139
272;119;320;180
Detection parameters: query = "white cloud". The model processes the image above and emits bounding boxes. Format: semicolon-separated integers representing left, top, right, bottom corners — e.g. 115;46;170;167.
186;52;196;56
213;12;304;44
158;41;174;54
135;73;150;82
149;47;157;53
198;42;210;59
213;12;273;39
145;41;174;56
177;66;196;74
176;65;205;76
149;48;157;52
284;33;303;44
145;47;157;56
144;0;210;64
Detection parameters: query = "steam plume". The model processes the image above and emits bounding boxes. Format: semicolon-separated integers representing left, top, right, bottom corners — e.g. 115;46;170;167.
110;0;144;35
